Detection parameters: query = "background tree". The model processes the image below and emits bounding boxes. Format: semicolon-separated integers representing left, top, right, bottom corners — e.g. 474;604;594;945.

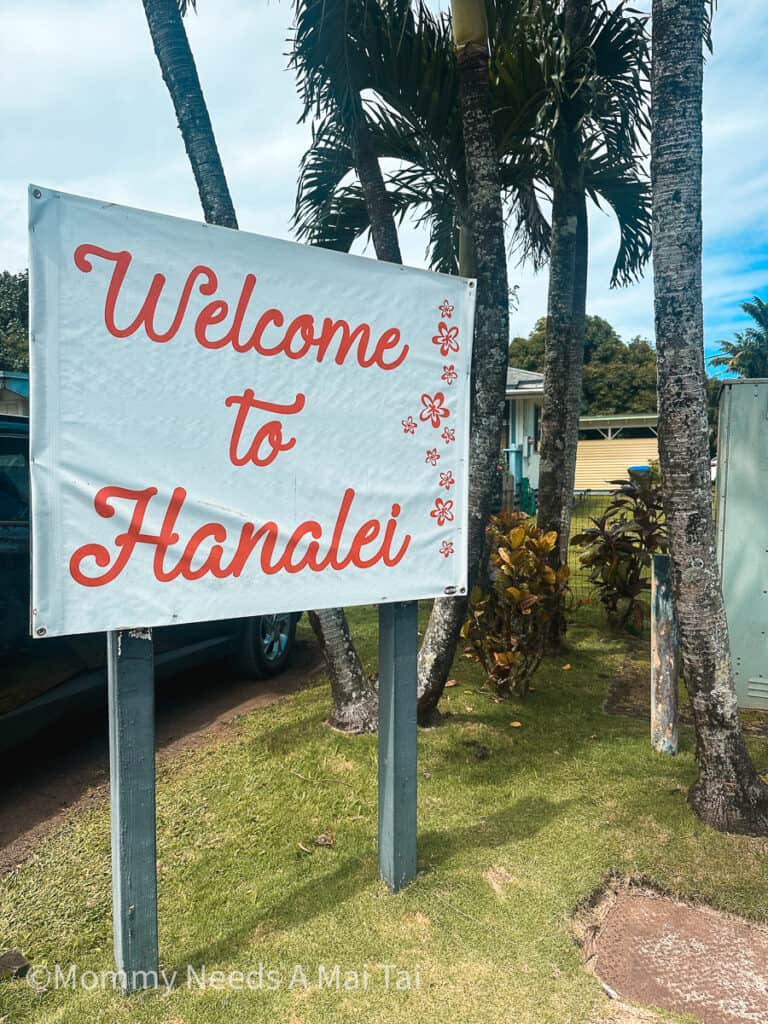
509;314;657;414
651;0;768;833
710;295;768;378
0;271;28;372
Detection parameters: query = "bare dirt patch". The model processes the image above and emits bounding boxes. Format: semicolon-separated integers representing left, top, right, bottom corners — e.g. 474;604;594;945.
485;865;518;896
576;881;768;1024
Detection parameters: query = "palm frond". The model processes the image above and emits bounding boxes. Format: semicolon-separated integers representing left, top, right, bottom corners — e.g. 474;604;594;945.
740;296;768;334
585;153;651;286
290;0;389;124
293;114;356;242
426;196;460;275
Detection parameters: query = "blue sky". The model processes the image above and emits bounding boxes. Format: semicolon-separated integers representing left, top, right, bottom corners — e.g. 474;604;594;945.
0;0;765;366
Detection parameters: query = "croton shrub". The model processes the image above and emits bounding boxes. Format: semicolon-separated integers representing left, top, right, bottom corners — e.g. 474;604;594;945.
461;511;569;697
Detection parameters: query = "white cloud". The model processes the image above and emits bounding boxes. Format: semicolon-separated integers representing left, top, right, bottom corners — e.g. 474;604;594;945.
0;0;764;358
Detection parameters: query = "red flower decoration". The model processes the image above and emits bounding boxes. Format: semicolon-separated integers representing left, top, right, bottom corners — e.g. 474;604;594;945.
441;364;458;386
430;497;455;527
425;448;441;466
441;426;456;444
438;470;455;490
439;299;455;319
419;392;450;428
401;416;417;435
432;321;460;356
439;539;455;558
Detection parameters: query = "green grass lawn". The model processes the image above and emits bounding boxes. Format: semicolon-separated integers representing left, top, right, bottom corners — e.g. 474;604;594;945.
1;605;767;1024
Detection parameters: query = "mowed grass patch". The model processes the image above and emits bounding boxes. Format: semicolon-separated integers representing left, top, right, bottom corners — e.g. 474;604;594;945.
1;605;767;1024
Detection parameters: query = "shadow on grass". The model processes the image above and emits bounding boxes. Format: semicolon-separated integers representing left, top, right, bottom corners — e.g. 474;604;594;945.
171;795;576;973
417;795;581;869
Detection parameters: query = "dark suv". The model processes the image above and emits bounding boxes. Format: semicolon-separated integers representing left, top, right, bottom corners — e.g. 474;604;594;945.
0;413;297;749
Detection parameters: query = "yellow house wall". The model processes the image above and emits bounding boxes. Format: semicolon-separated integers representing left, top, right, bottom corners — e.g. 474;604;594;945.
574;437;659;491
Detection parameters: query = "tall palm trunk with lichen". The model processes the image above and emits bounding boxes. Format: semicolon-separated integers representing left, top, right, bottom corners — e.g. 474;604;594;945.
417;0;510;722
651;0;768;834
536;177;587;560
141;0;237;228
352;117;403;265
535;0;590;647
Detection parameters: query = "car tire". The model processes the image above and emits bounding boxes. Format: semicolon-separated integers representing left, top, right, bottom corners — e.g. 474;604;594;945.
234;613;296;678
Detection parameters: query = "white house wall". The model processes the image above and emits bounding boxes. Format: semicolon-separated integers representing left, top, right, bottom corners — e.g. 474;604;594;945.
507;396;541;488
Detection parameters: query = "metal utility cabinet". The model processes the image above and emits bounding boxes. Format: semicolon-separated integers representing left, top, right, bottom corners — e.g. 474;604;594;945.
716;379;768;709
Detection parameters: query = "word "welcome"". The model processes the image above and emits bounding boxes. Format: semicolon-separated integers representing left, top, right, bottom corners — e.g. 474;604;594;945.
74;245;410;371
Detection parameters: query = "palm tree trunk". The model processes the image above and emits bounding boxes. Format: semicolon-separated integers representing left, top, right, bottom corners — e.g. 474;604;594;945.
417;228;475;720
536;181;586;656
536;181;586;557
307;601;376;731
141;0;238;228
352;117;403;265
418;0;510;722
535;0;590;649
308;609;378;732
651;0;768;834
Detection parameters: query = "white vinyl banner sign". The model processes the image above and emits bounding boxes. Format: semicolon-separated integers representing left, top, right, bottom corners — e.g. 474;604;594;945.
29;187;475;638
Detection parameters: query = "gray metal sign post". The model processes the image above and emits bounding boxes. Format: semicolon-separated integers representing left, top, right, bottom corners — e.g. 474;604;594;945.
106;605;419;989
107;629;159;990
377;600;418;891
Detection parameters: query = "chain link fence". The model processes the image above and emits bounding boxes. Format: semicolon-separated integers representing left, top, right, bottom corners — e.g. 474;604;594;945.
568;490;611;601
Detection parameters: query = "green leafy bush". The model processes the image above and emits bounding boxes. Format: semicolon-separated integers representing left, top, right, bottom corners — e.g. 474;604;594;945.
570;470;667;631
461;512;569;697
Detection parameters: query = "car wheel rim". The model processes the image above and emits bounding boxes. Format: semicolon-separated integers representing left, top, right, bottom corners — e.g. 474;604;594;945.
259;614;290;663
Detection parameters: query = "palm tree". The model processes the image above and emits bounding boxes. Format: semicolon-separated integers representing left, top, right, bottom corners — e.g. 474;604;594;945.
710;296;768;378
530;0;650;645
291;0;409;731
293;0;543;722
291;0;403;264
295;3;649;282
418;0;511;723
143;0;377;731
293;0;650;715
651;0;768;834
293;0;555;268
140;0;237;228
